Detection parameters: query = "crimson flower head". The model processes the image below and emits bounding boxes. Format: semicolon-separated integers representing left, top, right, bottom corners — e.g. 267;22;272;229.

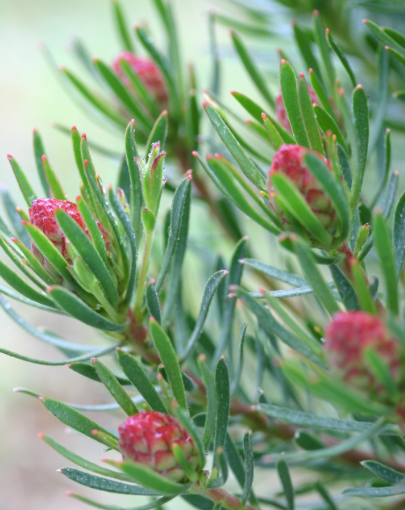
324;311;402;399
267;144;339;245
29;198;87;265
113;52;167;106
118;411;200;482
276;87;319;133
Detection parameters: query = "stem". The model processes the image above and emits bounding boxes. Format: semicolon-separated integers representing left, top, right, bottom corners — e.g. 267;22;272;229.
134;229;154;319
192;485;257;510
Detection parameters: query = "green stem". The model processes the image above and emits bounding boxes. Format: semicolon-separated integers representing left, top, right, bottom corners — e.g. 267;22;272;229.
134;229;154;319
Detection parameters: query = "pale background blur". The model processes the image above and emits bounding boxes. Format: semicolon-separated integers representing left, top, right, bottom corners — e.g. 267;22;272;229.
0;1;276;509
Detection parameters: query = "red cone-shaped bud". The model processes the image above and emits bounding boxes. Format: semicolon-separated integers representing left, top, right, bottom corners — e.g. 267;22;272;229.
113;52;167;106
325;311;401;399
118;411;200;482
276;87;319;133
267;145;339;244
29;199;87;266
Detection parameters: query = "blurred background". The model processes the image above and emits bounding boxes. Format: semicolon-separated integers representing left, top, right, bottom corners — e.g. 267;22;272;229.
1;0;404;509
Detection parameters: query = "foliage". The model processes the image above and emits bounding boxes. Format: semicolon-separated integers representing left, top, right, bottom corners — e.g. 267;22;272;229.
3;0;405;509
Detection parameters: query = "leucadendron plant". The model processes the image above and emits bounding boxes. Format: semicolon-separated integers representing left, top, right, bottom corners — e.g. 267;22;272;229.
4;3;405;510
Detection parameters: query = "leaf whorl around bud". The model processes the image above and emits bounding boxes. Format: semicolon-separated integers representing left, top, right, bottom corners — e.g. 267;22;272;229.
118;411;200;482
325;311;402;400
113;51;168;106
276;87;319;133
267;144;340;247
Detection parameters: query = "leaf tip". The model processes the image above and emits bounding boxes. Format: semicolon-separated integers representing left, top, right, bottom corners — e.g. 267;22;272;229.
38;432;44;440
66;491;73;497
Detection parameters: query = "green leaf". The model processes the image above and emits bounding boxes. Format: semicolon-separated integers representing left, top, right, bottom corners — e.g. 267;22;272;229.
271;173;333;246
197;355;217;451
230;322;247;397
351;85;369;210
145;110;168;158
112;0;134;52
124;120;143;241
41;434;131;481
293;239;340;316
33;128;51;196
120;60;160;118
115;460;190;496
92;359;138;416
327;28;356;86
262;113;284;150
293;23;323;83
313;11;335;94
241;259;307;287
203;104;267;190
370;45;389;151
280;60;309;148
0;283;58;312
235;287;325;366
0;260;55;308
47;286;126;331
362;460;405;485
149;318;187;409
230;31;274;108
309;69;337;122
194;153;279;234
298;75;324;155
41;397;118;446
315;483;338;510
23;222;90;299
55;209;119;308
313;104;348;153
68;494;171;510
342;485;405;498
256;403;398;435
60;467;158;495
373;211;398;314
213;357;230;470
117;349;166;413
393;191;405;276
69;362;130;386
181;270;228;361
76;196;116;286
364;20;405;58
107;186;137;308
146;283;161;324
41;156;66;200
173;403;206;469
304;152;350;242
230;91;266;124
182;495;215;510
351;259;377;315
277;460;294;510
61;68;127;128
330;264;359;311
93;58;152;130
214;237;247;362
7;155;37;207
155;177;191;293
242;431;254;506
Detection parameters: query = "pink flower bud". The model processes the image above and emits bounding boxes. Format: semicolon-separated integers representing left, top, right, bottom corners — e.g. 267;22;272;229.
267;145;339;244
29;199;87;265
118;411;200;482
276;87;319;133
113;52;167;106
325;311;401;398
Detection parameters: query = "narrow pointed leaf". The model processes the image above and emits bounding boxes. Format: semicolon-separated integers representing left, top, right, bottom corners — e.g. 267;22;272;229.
69;494;171;510
173;404;206;469
298;75;324;155
242;431;254;505
230;323;247;397
149;318;187;409
393;191;405;276
181;270;227;361
61;467;158;495
7;155;37;207
314;12;335;93
203;104;266;190
93;359;138;416
33;129;51;196
313;104;348;152
48;286;126;331
145;110;168;158
69;362;130;385
280;61;309;148
362;460;405;485
41;156;66;199
197;355;217;451
277;460;294;510
116;460;190;496
330;265;359;311
112;0;134;52
213;357;230;470
146;283;161;324
117;349;166;413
